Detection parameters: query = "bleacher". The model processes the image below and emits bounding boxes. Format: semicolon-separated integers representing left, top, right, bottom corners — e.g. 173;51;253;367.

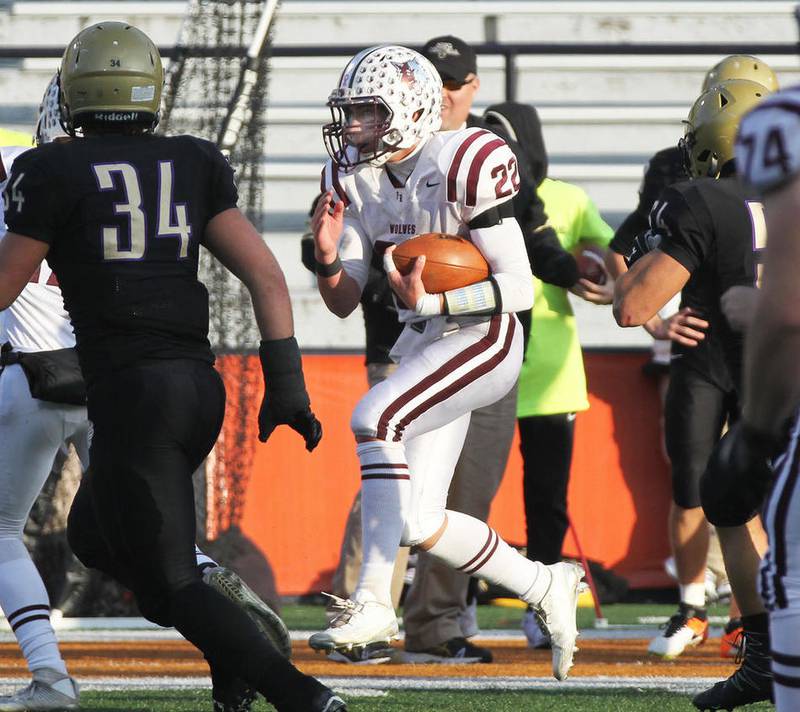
2;0;797;348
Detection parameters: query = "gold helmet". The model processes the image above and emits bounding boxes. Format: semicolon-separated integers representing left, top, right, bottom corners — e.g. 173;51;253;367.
59;21;163;134
680;79;772;179
702;54;778;93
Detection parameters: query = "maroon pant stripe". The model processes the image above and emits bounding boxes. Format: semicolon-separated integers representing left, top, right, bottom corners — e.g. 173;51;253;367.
465;138;505;207
446;130;489;203
392;315;516;441
376;315;504;440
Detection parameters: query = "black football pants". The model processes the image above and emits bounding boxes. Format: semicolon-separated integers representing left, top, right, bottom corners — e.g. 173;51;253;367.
67;359;316;709
664;363;739;509
519;413;575;565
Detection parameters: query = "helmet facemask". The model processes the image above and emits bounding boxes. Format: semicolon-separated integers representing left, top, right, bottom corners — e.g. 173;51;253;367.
323;95;397;168
36;74;69;146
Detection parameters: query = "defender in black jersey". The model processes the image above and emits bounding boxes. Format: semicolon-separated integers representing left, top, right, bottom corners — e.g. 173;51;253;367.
0;22;341;712
614;79;773;710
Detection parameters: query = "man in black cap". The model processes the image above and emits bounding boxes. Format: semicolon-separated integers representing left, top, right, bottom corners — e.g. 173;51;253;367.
421;36;481;131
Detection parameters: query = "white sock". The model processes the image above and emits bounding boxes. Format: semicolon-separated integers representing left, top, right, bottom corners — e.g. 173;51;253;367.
426;510;551;605
680;582;706;609
355;441;410;607
194;545;218;572
771;608;800;712
0;539;67;675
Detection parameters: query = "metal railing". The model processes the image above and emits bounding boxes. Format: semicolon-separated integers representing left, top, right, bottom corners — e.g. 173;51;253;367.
3;42;799;102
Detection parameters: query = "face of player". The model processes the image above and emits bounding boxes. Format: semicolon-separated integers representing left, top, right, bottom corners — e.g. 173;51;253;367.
342;103;390;151
440;74;479;130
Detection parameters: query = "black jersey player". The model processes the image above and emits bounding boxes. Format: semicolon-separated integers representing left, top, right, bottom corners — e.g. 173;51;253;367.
614;78;774;711
0;21;342;712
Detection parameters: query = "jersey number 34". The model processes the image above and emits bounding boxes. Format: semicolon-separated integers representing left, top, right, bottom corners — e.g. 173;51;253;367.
93;161;192;261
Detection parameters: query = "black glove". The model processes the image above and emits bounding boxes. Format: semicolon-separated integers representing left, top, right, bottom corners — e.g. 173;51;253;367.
625;230;662;267
258;337;322;451
700;420;777;527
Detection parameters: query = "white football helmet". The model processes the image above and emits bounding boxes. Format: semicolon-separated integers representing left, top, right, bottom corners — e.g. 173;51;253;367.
323;44;442;168
35;74;68;146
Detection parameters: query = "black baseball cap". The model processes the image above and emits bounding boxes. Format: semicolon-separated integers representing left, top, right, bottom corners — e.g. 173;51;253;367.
422;35;477;84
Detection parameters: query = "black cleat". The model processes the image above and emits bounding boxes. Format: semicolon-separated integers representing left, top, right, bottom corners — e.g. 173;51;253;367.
212;676;257;712
203;566;292;658
692;630;773;710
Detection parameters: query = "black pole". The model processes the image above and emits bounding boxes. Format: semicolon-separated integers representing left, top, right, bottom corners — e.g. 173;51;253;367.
504;51;517;102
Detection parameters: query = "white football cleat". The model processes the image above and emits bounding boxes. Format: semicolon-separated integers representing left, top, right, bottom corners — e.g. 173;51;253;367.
529;562;585;681
0;669;79;711
648;603;708;659
308;591;398;653
522;606;551;649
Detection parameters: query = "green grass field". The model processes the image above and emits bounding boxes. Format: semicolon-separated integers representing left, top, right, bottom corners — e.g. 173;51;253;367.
71;689;774;711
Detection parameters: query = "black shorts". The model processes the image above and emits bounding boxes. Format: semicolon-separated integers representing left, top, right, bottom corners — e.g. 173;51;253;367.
664;363;739;508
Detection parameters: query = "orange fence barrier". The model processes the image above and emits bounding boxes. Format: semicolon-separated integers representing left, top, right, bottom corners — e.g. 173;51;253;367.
236;351;673;595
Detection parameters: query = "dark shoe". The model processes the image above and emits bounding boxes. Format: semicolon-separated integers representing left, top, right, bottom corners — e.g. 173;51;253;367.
692;630;773;710
203;566;292;658
212;676;257;712
402;636;493;664
277;678;347;712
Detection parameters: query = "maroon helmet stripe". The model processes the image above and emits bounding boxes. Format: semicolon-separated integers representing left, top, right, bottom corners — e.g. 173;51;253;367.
465;138;505;207
447;129;489;203
458;528;497;573
375;315;503;440
361;473;411;481
391;315;516;441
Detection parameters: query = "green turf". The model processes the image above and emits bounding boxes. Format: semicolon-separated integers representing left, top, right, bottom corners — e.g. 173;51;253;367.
73;689;774;711
279;602;732;631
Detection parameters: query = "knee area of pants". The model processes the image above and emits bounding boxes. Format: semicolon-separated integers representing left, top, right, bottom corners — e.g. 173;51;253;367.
400;518;442;548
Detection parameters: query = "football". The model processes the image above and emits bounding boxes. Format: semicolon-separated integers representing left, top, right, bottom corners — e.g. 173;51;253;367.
573;244;608;285
391;233;490;293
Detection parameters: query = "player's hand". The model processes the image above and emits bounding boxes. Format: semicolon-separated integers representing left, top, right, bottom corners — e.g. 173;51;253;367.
721;286;759;332
648;307;709;347
311;191;344;264
701;420;776;527
384;245;442;315
569;278;613;305
258;337;323;452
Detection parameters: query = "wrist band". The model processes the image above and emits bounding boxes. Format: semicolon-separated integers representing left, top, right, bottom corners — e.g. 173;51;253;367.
315;254;343;277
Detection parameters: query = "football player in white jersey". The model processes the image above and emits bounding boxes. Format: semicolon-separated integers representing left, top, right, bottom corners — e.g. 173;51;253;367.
731;85;800;712
307;44;584;681
0;78;84;710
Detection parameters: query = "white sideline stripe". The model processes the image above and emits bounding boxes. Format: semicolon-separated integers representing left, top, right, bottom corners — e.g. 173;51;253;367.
638;615;729;625
0;675;729;694
0;626;725;644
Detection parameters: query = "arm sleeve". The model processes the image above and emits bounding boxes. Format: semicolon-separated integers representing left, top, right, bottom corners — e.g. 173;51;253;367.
648;187;707;273
206;144;239;219
3;157;58;244
470;217;534;314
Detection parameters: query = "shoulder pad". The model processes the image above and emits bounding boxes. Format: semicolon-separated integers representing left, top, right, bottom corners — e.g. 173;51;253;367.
436;127;518;220
737;86;800;193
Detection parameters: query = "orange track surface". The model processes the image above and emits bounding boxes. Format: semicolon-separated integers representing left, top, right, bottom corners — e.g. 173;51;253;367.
0;639;739;680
